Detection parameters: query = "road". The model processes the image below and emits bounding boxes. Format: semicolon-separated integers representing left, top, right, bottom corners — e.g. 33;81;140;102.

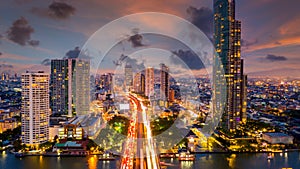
120;93;161;169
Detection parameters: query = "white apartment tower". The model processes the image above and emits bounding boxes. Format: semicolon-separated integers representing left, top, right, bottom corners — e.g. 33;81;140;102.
21;71;50;145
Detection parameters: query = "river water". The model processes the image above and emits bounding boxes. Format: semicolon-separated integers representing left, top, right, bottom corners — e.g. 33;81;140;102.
0;151;299;169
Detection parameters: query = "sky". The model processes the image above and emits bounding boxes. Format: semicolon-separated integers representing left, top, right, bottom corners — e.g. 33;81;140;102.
0;0;299;78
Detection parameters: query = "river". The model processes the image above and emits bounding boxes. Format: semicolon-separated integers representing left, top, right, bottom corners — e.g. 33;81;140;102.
0;151;299;169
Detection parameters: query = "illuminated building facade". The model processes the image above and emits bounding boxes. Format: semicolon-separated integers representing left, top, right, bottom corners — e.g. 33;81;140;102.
50;58;90;117
160;64;169;101
214;0;247;131
21;71;50;145
133;72;145;94
50;59;75;117
145;67;154;97
125;64;133;91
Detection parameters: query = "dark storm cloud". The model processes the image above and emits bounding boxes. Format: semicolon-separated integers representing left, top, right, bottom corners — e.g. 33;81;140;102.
127;28;146;48
31;2;75;20
7;17;39;46
49;2;76;19
171;50;205;70
128;34;146;48
41;58;50;66
186;6;213;38
66;47;80;59
28;40;40;47
263;54;288;62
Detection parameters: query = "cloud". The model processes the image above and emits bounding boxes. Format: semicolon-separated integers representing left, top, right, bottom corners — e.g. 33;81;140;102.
49;2;76;19
241;39;258;48
128;34;146;48
263;54;288;62
31;2;76;20
41;58;51;66
6;17;39;46
171;50;205;70
186;6;213;38
127;29;146;48
65;47;80;58
0;64;14;69
126;57;145;71
28;40;40;47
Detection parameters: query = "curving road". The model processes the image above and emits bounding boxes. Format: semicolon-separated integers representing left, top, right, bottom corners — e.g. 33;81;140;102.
120;93;161;169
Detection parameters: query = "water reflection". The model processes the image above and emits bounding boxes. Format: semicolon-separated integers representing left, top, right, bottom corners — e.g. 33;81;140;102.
88;155;98;169
39;156;44;169
180;161;193;169
0;152;299;169
227;154;236;169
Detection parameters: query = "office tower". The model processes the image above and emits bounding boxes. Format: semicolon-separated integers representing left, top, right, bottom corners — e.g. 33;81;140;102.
50;58;90;117
51;59;74;117
160;64;169;101
75;59;90;116
21;71;49;145
133;72;145;94
169;88;175;102
124;64;133;91
213;0;247;132
99;73;114;92
145;67;154;97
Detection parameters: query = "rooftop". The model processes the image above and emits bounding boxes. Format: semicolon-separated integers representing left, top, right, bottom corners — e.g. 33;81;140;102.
264;132;290;137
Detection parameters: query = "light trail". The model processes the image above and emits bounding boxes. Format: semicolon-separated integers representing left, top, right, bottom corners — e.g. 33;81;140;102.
120;93;161;169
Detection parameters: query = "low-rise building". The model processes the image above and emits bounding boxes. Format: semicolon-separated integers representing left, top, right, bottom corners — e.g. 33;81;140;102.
0;118;18;133
262;132;293;144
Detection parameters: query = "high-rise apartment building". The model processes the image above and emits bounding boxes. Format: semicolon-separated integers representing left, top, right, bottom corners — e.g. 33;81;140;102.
21;71;49;145
145;67;154;97
124;64;133;91
160;64;169;101
98;73;114;92
133;72;145;94
50;58;90;117
75;59;90;116
213;0;247;132
50;59;74;117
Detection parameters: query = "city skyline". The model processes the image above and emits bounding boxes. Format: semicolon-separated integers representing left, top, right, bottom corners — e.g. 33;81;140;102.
0;0;299;78
0;1;300;169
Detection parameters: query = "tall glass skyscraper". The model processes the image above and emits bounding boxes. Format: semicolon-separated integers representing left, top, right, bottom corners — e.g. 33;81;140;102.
50;58;90;117
160;63;169;101
214;0;247;132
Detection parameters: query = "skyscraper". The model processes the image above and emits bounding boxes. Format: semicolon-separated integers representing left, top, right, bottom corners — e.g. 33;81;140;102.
99;73;114;92
160;64;169;101
133;72;145;94
50;58;90;117
145;67;154;97
74;59;90;116
50;59;74;117
21;71;49;145
213;0;247;132
124;64;133;91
